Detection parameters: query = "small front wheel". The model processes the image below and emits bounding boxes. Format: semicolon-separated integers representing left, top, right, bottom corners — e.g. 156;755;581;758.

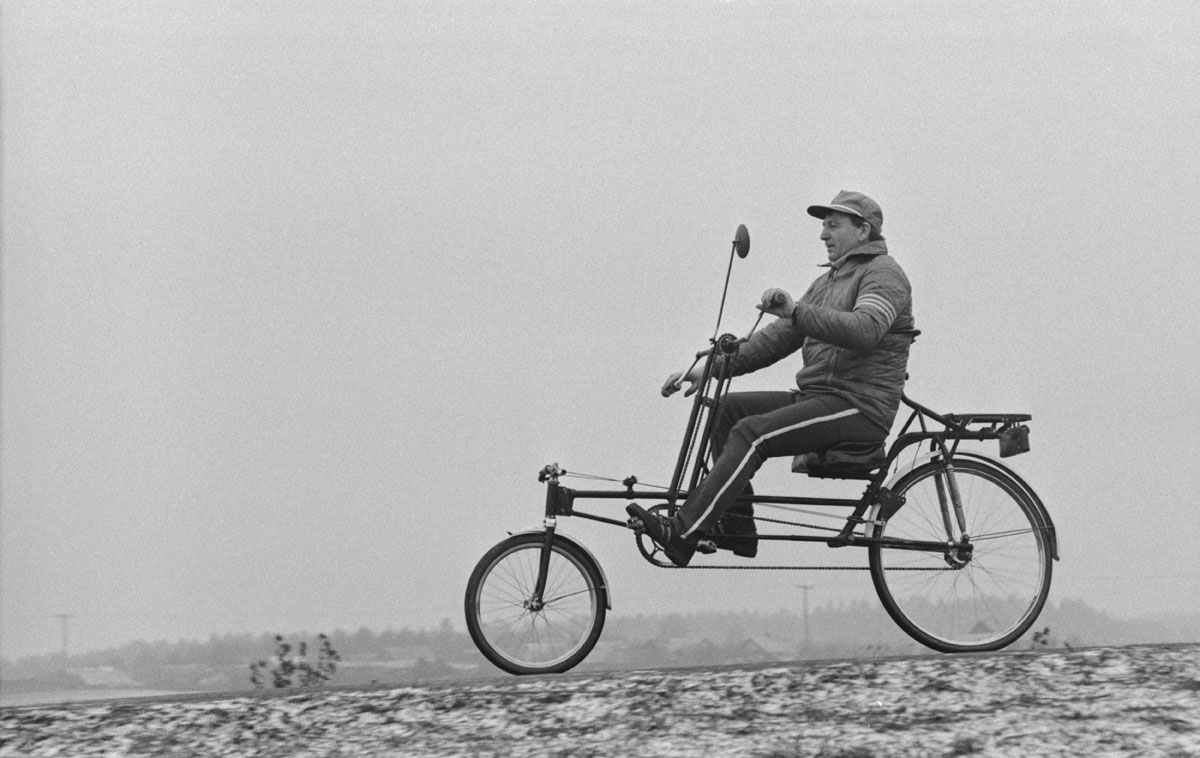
868;458;1053;653
464;532;607;675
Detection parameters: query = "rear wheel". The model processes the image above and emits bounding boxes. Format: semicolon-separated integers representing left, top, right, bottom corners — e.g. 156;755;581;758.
869;458;1052;652
465;533;607;675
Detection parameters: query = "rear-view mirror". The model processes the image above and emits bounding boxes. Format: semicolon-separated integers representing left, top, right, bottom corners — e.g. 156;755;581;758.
733;224;750;258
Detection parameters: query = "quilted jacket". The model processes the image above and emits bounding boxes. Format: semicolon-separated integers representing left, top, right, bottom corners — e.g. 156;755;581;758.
728;241;916;432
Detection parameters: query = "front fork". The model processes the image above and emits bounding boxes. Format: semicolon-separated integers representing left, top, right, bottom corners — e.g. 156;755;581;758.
528;516;556;611
529;465;567;610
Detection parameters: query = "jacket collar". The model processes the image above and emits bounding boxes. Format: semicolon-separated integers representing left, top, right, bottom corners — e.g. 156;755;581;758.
820;240;889;270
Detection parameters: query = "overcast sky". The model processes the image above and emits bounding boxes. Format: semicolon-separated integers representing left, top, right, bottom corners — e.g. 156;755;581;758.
3;0;1198;662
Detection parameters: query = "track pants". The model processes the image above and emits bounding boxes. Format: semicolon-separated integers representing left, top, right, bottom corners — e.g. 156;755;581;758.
674;391;886;539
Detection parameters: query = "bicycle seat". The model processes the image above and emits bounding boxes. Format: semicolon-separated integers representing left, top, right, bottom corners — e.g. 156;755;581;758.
792;441;886;479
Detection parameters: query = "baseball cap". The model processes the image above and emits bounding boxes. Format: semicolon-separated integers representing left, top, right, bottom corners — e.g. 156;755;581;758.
806;190;883;235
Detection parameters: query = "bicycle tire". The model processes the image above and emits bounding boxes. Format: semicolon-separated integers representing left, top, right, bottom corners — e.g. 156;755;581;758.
868;458;1053;653
464;532;607;675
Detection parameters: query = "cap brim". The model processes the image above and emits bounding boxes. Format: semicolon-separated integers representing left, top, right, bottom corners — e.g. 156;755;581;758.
806;203;865;220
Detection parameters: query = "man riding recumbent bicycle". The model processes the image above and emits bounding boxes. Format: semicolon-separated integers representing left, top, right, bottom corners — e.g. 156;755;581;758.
465;191;1058;675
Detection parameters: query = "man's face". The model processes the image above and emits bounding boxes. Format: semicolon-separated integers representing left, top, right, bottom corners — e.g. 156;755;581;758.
819;212;867;263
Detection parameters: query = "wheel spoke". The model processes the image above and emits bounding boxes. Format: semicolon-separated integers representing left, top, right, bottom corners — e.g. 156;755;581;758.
542;586;598;605
466;535;606;674
870;459;1051;652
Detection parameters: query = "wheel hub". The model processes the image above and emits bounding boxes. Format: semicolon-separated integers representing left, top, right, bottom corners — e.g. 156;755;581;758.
944;539;974;569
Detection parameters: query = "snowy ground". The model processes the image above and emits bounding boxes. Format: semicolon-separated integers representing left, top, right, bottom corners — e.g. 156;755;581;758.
2;645;1198;757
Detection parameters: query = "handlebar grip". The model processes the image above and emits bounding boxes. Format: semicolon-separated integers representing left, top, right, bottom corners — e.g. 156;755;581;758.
769;292;787;306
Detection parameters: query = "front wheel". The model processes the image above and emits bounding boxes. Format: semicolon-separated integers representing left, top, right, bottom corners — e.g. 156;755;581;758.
464;532;607;675
868;458;1053;653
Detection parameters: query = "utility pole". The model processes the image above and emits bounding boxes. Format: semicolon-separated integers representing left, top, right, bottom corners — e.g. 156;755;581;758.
53;614;75;674
795;585;813;655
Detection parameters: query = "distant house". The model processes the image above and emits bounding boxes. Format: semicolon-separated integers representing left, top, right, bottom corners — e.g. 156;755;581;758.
71;667;140;688
728;637;794;665
383;646;437;665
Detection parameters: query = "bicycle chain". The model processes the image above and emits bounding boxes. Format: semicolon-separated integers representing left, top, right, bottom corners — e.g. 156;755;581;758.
633;534;949;572
652;560;871;571
634;536;869;571
752;514;842;533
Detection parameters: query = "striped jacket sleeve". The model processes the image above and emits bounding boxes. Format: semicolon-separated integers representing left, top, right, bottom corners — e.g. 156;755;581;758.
791;260;911;351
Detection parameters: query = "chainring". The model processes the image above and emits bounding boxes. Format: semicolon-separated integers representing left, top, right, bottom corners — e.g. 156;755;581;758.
629;503;678;568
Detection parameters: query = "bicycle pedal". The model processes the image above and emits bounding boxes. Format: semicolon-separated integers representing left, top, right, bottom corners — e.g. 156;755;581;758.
695;538;717;555
626;517;644;531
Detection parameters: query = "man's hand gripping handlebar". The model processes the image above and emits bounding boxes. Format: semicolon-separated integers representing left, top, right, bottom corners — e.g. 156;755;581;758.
661;348;710;398
757;289;794;318
661;290;792;399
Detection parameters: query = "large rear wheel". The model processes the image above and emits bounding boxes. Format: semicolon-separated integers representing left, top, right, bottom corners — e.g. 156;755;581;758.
465;532;607;675
868;458;1053;652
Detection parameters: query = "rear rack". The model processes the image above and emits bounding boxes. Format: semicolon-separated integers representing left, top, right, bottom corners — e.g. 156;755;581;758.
902;395;1028;431
943;412;1031;427
899;395;1031;458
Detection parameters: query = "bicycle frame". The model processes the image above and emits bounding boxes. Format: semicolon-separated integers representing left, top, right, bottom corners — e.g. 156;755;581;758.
535;326;1045;560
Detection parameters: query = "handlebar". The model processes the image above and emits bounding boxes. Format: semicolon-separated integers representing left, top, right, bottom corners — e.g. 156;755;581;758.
666;301;777;396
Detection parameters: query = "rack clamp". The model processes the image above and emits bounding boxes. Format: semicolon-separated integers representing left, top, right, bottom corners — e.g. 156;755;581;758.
875;487;907;522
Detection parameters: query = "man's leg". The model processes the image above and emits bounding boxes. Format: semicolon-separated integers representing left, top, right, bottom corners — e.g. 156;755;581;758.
704;392;796;555
710;392;799;451
675;393;885;540
626;391;795;566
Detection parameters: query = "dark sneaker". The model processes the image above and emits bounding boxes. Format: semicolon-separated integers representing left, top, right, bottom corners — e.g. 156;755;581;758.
625;504;696;567
710;503;758;558
709;532;758;558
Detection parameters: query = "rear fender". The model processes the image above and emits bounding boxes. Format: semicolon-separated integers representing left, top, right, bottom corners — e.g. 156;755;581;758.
508;529;613;609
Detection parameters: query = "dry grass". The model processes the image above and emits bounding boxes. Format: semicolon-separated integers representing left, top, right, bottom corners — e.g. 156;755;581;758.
2;645;1198;757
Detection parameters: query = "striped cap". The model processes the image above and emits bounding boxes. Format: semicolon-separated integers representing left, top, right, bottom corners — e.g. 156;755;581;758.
807;190;883;234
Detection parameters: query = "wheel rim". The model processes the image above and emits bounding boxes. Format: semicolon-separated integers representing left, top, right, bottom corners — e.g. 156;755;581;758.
874;462;1050;649
471;542;601;670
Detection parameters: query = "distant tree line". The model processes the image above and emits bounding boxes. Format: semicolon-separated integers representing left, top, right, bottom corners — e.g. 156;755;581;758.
2;618;470;686
5;598;1198;694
